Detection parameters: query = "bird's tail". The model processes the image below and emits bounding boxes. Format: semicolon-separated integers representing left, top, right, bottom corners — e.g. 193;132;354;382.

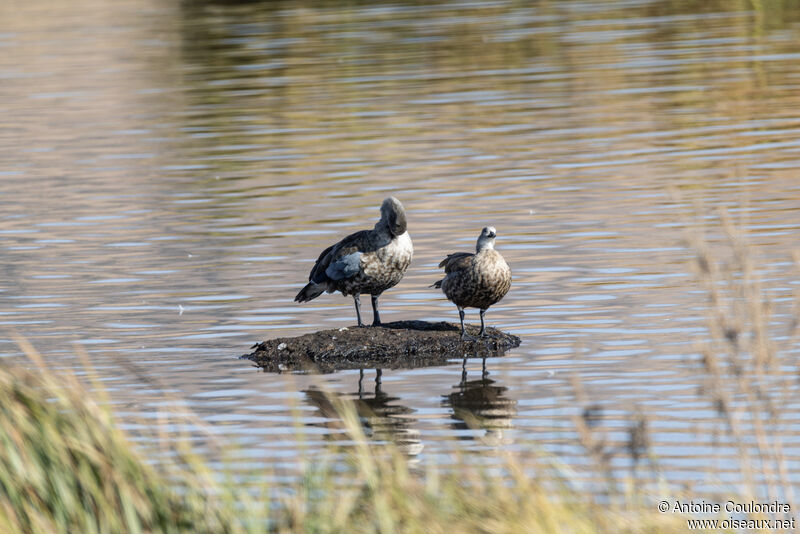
430;279;443;289
295;282;327;302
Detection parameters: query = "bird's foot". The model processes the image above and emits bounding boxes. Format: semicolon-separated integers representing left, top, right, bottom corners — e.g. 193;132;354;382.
371;320;382;327
460;331;478;342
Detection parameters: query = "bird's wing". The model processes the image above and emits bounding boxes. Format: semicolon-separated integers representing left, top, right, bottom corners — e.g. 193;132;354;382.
437;252;473;273
309;230;371;283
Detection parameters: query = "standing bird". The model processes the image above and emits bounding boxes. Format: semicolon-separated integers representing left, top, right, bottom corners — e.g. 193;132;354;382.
432;226;511;340
294;197;413;327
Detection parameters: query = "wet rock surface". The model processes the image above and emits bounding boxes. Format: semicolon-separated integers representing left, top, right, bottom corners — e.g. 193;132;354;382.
243;320;521;373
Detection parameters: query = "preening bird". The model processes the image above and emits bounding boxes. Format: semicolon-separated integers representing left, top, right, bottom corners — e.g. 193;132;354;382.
295;197;413;327
432;226;511;339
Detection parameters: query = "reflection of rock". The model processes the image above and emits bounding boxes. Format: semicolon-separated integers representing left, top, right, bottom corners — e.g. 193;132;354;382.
304;369;423;457
442;358;517;444
245;320;521;373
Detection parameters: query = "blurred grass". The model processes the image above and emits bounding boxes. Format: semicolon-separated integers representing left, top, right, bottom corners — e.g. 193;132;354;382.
0;349;680;534
0;343;262;534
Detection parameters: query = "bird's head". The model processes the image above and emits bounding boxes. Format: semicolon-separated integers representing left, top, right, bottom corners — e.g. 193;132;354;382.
476;226;497;252
380;197;407;237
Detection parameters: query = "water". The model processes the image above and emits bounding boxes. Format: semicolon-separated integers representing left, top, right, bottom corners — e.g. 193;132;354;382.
2;0;800;492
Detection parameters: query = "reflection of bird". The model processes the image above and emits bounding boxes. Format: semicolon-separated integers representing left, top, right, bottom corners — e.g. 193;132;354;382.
303;369;422;457
443;358;517;443
432;226;511;339
295;198;413;327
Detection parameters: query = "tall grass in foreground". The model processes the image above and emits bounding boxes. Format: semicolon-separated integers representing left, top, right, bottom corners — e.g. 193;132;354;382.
0;211;794;533
688;209;798;509
0;342;262;534
0;349;681;534
0;352;688;534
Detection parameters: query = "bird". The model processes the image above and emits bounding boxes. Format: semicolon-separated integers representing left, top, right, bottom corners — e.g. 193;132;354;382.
432;226;511;340
294;197;413;327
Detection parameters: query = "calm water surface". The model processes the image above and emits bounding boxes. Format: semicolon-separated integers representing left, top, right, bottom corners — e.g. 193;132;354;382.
2;0;800;491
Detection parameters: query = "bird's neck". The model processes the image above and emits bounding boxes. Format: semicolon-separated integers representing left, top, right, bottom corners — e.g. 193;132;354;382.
374;220;393;238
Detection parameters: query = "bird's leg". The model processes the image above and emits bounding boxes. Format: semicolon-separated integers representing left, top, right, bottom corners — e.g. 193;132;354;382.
479;309;487;337
371;294;382;326
459;307;476;341
353;294;364;327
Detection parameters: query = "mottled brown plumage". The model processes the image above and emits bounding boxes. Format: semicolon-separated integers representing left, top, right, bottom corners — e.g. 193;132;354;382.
432;227;511;339
295;198;413;327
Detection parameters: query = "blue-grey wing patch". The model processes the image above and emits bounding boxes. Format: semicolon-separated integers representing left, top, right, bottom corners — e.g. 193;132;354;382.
325;251;362;280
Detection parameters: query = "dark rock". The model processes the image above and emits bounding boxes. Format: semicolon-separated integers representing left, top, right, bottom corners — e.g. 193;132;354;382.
242;320;521;373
